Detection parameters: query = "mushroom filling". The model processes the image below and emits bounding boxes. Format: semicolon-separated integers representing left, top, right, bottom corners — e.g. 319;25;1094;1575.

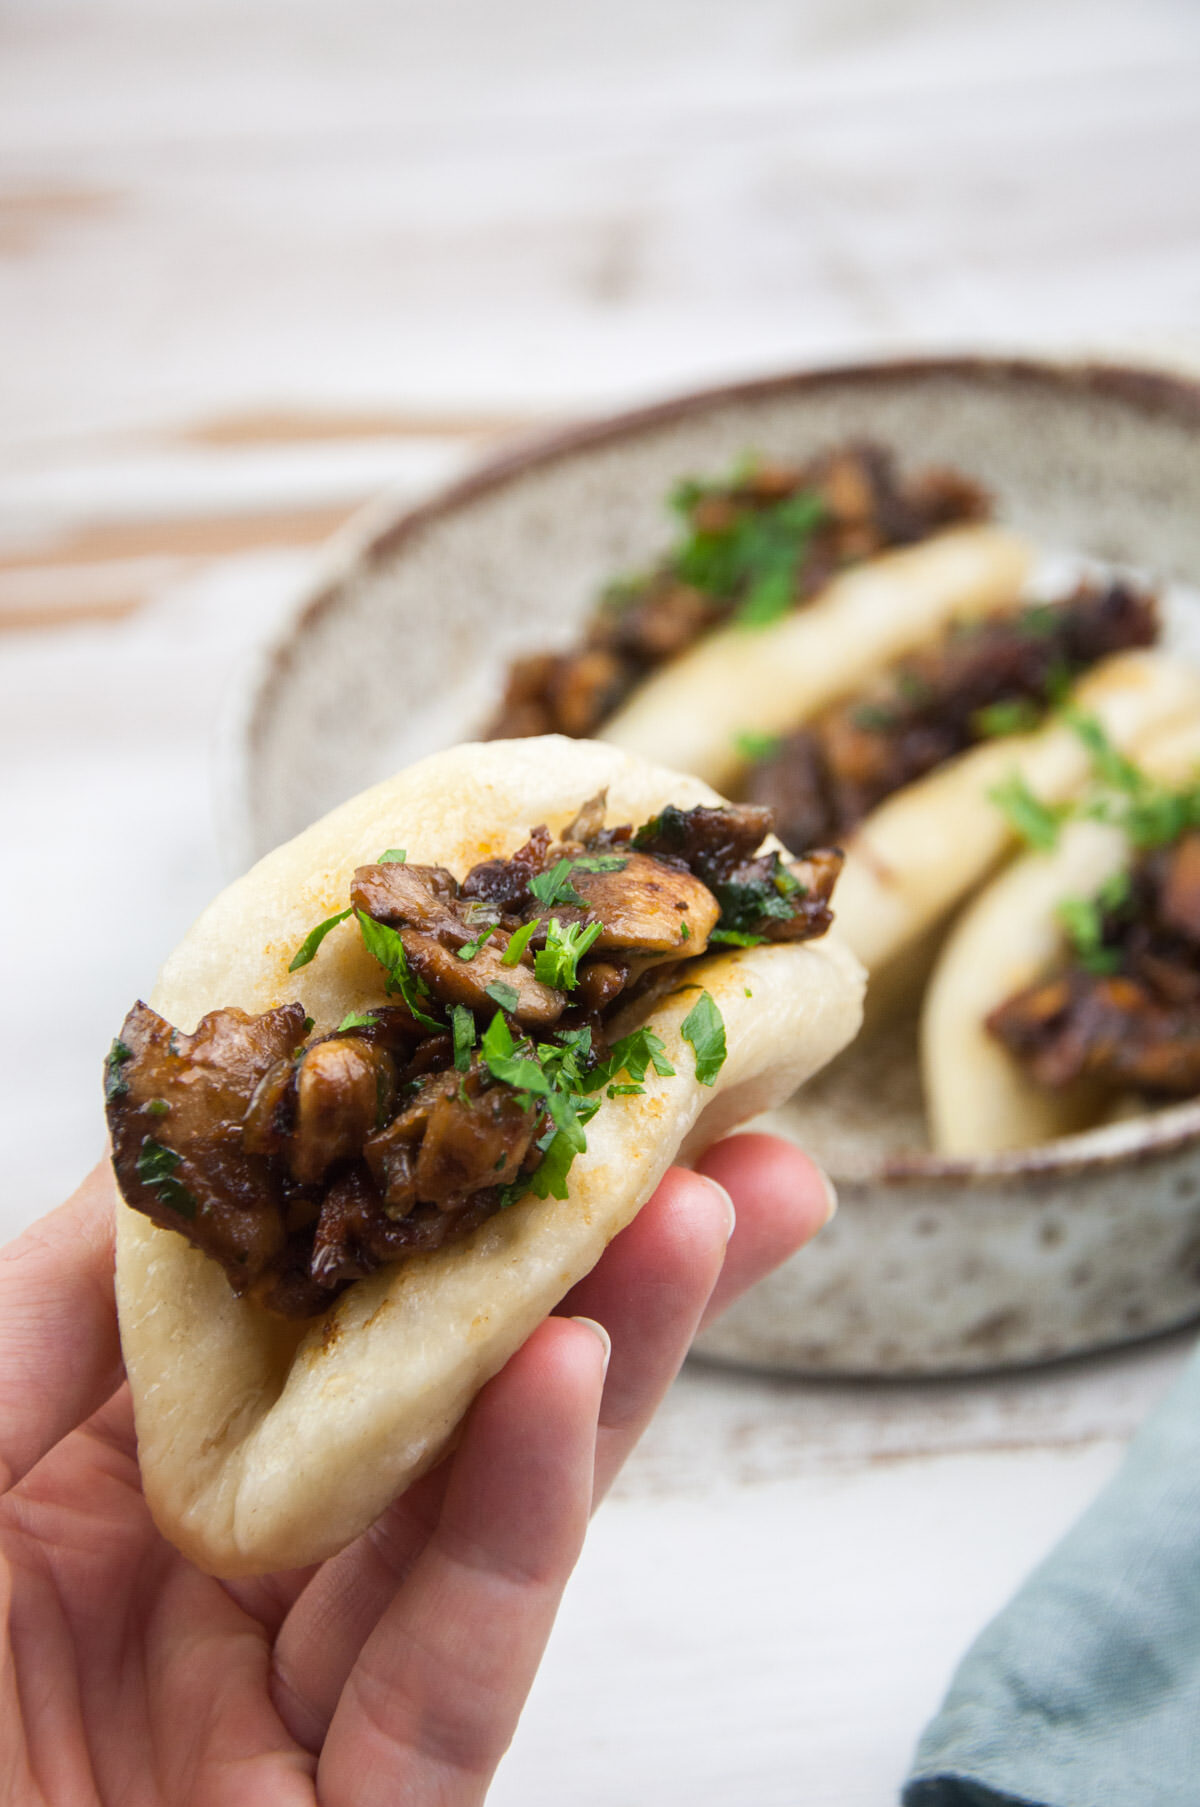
987;832;1200;1099
486;443;989;741
106;800;841;1318
742;578;1159;856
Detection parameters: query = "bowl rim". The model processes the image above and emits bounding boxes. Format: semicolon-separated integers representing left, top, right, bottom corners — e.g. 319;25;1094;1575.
234;350;1200;1191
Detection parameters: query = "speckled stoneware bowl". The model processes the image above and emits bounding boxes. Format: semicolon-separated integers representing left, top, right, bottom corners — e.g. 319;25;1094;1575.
233;356;1200;1375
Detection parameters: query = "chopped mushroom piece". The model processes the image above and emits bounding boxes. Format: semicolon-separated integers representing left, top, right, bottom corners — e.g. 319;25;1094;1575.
745;579;1159;852
486;443;991;741
350;862;462;936
401;929;566;1028
541;850;719;957
107;1001;307;1289
988;832;1200;1100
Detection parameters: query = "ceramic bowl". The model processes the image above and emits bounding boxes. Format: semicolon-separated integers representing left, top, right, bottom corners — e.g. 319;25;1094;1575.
233;356;1200;1374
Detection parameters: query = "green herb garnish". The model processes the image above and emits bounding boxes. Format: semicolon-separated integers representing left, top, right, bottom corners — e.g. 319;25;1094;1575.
457;923;497;961
337;1010;379;1032
378;848;407;864
734;729;784;765
105;1038;133;1100
451;1004;476;1072
681;991;727;1086
144;1097;170;1117
484;981;521;1014
585;1025;676;1096
534;918;603;990
709;928;767;947
971;698;1043;739
289;907;353;972
989;775;1065;851
529;854;628;910
500;918;540;967
355;910;442;1030
135;1137;197;1220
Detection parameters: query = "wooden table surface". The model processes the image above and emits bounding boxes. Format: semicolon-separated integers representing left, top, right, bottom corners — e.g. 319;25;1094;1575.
5;1;1200;1798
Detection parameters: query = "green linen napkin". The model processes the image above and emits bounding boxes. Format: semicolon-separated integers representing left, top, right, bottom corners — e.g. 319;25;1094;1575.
903;1340;1200;1807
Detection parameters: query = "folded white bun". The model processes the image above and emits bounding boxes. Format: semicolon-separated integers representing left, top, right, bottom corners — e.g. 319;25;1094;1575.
923;713;1200;1155
115;738;864;1576
601;525;1032;788
832;650;1200;976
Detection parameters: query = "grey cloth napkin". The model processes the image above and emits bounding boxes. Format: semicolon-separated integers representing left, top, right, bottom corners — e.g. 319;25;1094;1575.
903;1340;1200;1807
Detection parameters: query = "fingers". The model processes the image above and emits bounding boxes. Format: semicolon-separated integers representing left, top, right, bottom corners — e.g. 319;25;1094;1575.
315;1315;607;1807
557;1166;734;1500
694;1132;836;1331
0;1164;122;1495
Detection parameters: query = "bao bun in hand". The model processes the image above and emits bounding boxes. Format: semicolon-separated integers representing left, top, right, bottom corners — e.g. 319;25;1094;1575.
109;737;864;1577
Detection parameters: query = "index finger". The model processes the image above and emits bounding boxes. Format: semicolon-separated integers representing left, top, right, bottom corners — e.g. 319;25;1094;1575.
0;1163;123;1494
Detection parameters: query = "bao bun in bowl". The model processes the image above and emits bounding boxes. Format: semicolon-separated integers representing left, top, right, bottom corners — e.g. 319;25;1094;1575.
233;355;1200;1374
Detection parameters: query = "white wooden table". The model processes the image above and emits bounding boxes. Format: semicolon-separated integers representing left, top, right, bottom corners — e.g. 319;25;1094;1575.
5;1;1200;1797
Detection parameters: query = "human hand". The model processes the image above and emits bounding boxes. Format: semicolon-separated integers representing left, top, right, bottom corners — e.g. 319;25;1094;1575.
0;1137;833;1805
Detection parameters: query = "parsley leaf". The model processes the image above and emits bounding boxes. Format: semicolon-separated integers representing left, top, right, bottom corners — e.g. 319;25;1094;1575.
1057;896;1122;975
135;1137;197;1220
289;907;352;972
734;729;783;764
479;1011;550;1096
501;918;540;967
1065;710;1147;793
709;927;767;947
529;854;628;910
585;1026;676;1095
971;698;1043;739
355;910;442;1030
457;924;497;960
534;918;602;990
989;775;1065;851
104;1037;133;1101
485;981;521;1014
451;1004;476;1072
681;991;727;1086
337;1010;379;1032
378;848;407;864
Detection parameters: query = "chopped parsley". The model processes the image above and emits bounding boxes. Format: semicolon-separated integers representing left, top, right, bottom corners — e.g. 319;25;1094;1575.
450;1004;476;1072
355;910;442;1031
289;907;352;972
971;698;1043;739
734;729;784;765
500;918;540;967
988;774;1065;851
671;480;825;629
337;1010;379;1032
681;991;727;1086
135;1137;197;1221
144;1097;170;1117
680;919;692;941
378;848;407;864
529;854;628;910
586;1025;676;1096
104;1038;133;1101
1064;709;1146;795
712;854;804;934
1057;876;1128;974
709;927;767;947
484;980;521;1014
456;923;497;961
534;918;603;990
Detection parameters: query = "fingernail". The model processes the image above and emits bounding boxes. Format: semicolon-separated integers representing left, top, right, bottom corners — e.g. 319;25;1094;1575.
571;1316;612;1376
816;1165;839;1227
699;1175;737;1244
